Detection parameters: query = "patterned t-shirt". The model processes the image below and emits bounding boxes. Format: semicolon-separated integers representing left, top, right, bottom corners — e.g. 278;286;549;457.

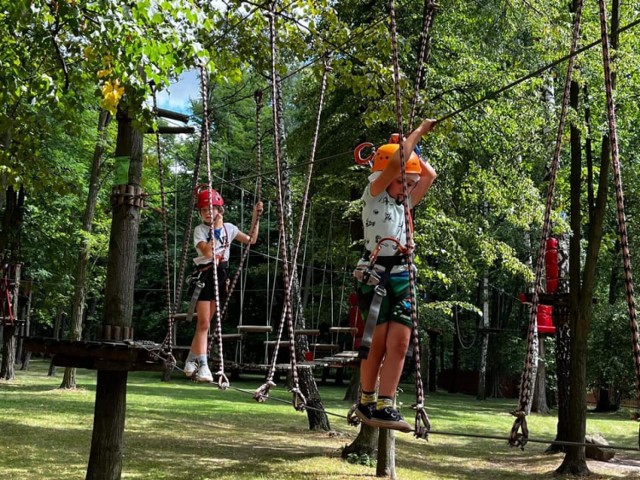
358;182;413;274
361;183;412;256
193;222;239;265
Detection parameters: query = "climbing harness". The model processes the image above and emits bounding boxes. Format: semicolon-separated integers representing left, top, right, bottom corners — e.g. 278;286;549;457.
353;237;409;360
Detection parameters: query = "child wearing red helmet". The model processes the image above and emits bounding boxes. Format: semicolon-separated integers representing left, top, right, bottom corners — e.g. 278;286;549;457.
185;186;263;382
353;118;437;430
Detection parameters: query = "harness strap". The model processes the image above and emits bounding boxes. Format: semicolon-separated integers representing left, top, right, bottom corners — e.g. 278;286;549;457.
186;280;204;323
359;282;387;360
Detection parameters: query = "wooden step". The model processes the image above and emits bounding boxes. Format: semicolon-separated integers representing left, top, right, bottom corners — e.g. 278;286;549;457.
294;329;320;336
264;340;293;347
329;327;358;334
173;313;191;322
219;334;243;341
237;325;273;333
310;343;339;351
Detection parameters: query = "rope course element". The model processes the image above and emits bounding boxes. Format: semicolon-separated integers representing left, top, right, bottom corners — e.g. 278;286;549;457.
254;1;305;410
597;0;640;446
435;17;640;125
387;0;431;440
150;83;176;366
199;64;230;391
408;0;437;131
254;4;332;410
218;90;265;323
509;0;583;449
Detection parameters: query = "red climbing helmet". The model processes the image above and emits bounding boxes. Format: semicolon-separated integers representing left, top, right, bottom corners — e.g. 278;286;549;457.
195;184;224;209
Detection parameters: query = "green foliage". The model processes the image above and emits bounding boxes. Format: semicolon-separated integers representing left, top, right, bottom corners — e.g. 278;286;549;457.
345;452;376;467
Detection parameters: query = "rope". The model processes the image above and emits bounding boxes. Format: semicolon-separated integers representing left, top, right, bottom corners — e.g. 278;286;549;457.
597;0;640;446
254;0;304;409
150;83;176;360
408;0;437;131
389;0;430;440
435;18;640;126
199;64;229;391
218;90;265;322
255;10;332;410
509;0;583;449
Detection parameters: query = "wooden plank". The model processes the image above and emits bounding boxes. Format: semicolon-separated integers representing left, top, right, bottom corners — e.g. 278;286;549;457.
264;340;292;347
220;333;243;341
294;329;320;336
329;327;358;334
237;325;272;333
311;343;339;350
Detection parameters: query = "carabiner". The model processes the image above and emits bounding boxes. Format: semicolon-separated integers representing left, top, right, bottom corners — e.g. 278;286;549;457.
354;142;375;166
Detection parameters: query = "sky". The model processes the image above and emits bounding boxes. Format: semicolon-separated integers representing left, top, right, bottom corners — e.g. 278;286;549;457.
156;69;199;116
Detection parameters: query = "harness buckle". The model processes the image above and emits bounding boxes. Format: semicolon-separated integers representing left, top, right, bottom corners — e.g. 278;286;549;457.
353;265;382;286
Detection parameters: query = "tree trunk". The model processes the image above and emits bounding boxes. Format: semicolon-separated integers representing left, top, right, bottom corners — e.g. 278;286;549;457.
376;429;396;479
477;275;489;400
86;370;128;480
428;331;438;392
551;306;571;452
0;263;20;380
62;110;111;390
48;307;64;377
448;331;459;393
531;338;549;413
557;68;590;475
344;364;360;402
342;424;378;458
86;110;143;480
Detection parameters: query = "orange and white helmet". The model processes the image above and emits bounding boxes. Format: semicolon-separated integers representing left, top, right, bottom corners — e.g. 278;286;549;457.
195;184;224;209
372;143;421;174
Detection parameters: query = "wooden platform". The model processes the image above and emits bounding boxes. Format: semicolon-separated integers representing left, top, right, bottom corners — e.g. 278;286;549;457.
22;337;170;371
313;350;359;368
237;325;273;333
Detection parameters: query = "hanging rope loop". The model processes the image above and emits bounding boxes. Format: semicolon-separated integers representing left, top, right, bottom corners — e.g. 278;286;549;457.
254;380;276;403
290;387;307;412
346;404;361;427
509;410;529;450
413;405;431;440
216;371;230;391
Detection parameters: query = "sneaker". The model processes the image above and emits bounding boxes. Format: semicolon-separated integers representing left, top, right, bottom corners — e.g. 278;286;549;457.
184;360;198;378
355;403;376;424
368;407;412;432
195;363;213;383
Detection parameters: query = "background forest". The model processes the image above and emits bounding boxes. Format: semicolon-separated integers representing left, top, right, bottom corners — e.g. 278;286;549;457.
1;0;639;411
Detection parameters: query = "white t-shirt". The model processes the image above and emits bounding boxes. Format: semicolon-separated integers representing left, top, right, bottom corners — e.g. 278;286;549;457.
193;222;240;265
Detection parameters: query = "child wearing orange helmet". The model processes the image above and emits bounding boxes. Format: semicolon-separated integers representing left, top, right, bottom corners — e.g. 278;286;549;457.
353;118;437;430
185;186;263;382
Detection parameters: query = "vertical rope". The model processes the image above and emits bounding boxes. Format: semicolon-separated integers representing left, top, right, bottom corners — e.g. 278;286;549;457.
219;91;264;321
597;0;640;446
509;0;583;448
389;0;430;439
199;64;229;390
408;0;437;131
254;0;302;408
254;11;332;410
150;83;175;362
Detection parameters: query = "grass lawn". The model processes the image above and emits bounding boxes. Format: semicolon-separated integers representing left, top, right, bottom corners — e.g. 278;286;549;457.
1;359;639;479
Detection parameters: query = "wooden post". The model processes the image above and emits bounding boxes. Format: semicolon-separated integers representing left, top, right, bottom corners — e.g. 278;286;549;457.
86;110;143;480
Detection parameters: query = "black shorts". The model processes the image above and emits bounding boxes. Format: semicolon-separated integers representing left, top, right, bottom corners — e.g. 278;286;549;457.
196;262;229;304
